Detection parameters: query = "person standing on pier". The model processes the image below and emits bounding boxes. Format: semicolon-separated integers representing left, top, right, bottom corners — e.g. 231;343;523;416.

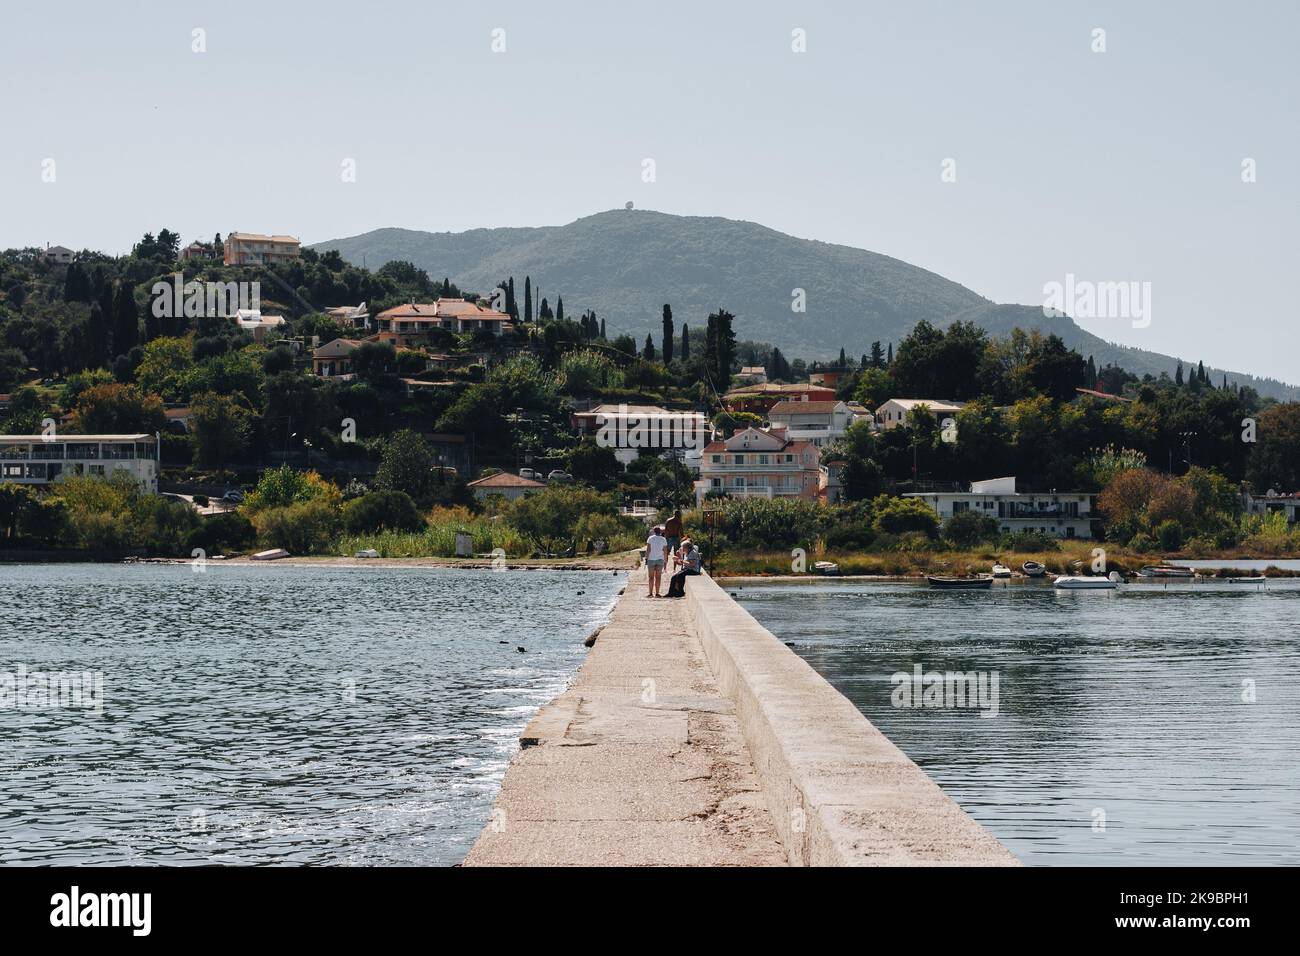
663;509;683;554
645;526;669;597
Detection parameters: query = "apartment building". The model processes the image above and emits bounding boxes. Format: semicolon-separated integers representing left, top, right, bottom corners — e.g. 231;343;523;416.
0;434;159;493
223;232;302;266
767;400;853;447
904;476;1093;538
694;426;821;503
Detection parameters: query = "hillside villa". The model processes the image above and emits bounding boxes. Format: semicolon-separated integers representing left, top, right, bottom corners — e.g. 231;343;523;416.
571;403;708;469
373;299;513;348
904;476;1093;539
0;434;159;493
222;232;301;266
312;338;363;378
694;425;821;503
767;400;853;448
875;398;966;430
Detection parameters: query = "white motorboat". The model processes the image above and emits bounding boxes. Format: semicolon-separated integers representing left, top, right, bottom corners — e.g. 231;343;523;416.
991;564;1012;578
1054;572;1121;589
1022;561;1047;577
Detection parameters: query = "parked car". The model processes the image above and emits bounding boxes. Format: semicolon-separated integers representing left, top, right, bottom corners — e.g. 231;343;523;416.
222;488;244;503
547;470;573;483
518;468;540;480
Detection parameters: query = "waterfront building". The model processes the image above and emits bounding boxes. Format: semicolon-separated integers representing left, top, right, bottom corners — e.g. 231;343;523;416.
1244;490;1300;524
904;476;1093;538
0;434;159;493
222;232;301;266
767;400;853;448
694;426;821;503
874;397;965;430
467;471;546;502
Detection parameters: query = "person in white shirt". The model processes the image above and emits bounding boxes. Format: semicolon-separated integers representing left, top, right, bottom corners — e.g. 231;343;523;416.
645;526;669;597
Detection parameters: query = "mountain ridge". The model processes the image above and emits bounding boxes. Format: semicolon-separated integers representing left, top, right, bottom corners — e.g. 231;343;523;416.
312;209;1297;401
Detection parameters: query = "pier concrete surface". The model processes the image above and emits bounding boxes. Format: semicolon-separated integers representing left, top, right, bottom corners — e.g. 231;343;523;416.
465;569;1018;866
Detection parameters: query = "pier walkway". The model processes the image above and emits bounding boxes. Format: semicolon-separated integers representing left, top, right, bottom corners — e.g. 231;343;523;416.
465;569;1017;867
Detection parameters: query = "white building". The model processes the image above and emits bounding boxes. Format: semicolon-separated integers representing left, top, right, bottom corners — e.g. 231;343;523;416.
875;398;965;430
571;403;708;470
767;400;853;447
42;245;75;264
904;476;1093;539
0;434;159;493
1244;491;1300;524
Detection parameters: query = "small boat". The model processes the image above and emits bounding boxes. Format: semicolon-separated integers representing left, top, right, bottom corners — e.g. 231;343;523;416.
1022;561;1047;577
1226;576;1266;584
1054;572;1121;589
927;575;993;589
813;560;840;576
355;549;380;559
1139;565;1195;578
251;548;290;561
991;563;1012;578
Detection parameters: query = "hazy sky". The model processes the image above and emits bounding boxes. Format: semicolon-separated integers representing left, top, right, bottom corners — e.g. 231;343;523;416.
3;1;1296;381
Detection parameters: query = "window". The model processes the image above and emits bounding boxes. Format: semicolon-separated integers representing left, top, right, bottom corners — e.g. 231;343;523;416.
758;454;769;465
711;455;721;463
710;478;721;488
733;454;745;465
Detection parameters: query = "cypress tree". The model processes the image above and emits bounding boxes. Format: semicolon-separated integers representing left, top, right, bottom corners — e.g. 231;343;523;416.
661;304;674;364
838;347;847;368
870;341;884;368
680;324;690;361
1175;361;1184;385
112;283;138;357
886;343;893;364
556;296;564;322
524;277;533;322
643;334;655;361
88;301;110;369
600;317;606;339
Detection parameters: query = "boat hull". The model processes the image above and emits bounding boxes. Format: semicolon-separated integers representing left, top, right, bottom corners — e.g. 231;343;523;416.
1054;576;1118;589
927;575;993;589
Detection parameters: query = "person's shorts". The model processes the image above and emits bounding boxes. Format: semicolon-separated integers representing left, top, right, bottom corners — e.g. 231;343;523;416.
646;558;665;570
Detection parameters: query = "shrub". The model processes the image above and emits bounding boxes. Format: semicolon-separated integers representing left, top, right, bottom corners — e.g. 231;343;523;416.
252;499;342;554
824;523;875;551
242;466;341;514
1155;518;1185;552
193;494;209;507
186;512;256;554
871;495;940;538
342;490;425;535
943;509;999;548
999;530;1061;552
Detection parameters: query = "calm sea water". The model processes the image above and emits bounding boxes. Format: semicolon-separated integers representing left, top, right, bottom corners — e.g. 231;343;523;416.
0;564;624;865
733;577;1300;866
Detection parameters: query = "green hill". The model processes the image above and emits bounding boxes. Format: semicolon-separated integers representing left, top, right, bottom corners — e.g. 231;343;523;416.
313;209;1296;400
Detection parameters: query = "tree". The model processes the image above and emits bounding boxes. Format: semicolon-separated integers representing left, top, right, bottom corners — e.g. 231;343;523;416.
87;301;110;370
0;484;42;538
342;490;424;534
643;334;656;361
944;509;999;548
869;341;885;369
661;304;674;364
71;383;165;434
189;391;252;472
374;429;440;507
506;485;614;555
871;495;940;537
555;296;564;322
1246;402;1300;493
112;282;138;357
704;309;737;386
524;276;533;322
680;324;690;361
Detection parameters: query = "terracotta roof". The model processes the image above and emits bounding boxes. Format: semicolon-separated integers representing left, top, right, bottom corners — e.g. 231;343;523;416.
768;400;843;415
378;299;511;321
1075;387;1133;403
226;232;300;243
313;338;363;358
467;472;547;489
726;382;833;396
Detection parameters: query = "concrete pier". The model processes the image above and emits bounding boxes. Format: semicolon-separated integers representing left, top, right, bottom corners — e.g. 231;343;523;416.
465;569;1018;866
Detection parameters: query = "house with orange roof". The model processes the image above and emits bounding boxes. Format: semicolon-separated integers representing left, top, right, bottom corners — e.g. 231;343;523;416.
694;426;822;504
374;299;513;347
466;471;547;502
223;232;301;266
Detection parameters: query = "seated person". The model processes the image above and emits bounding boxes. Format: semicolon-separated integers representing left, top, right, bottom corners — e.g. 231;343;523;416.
666;538;702;597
